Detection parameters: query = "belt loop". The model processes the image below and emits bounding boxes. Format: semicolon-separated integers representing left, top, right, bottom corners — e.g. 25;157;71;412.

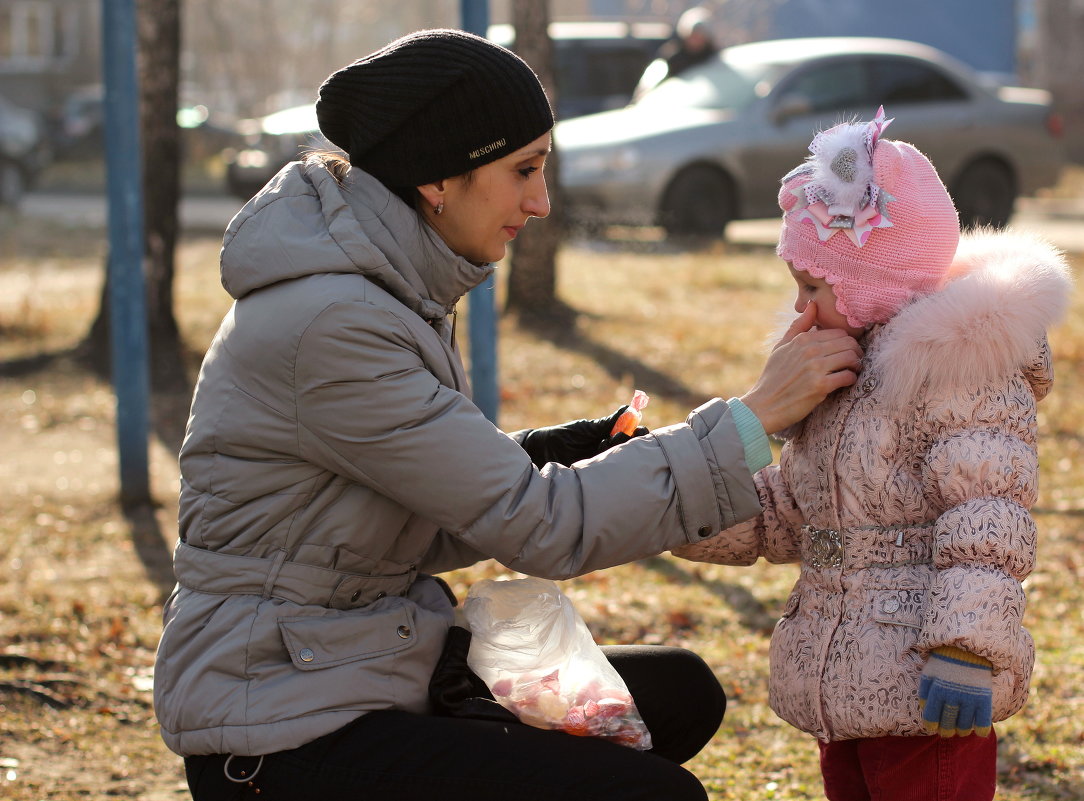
261;549;289;600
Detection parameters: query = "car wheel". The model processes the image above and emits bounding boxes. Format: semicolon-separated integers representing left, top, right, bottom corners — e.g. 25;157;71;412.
0;160;26;207
951;160;1015;230
225;169;265;201
660;166;735;240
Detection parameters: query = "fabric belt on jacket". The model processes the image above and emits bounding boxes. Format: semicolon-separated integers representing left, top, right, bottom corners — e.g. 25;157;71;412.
801;523;935;570
173;542;418;610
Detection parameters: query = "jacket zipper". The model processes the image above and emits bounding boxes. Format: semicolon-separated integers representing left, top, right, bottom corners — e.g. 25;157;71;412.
814;377;876;740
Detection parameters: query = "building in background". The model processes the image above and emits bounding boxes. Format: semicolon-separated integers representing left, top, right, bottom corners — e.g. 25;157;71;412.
761;0;1017;83
0;0;97;111
533;0;1019;82
1;0;1078;165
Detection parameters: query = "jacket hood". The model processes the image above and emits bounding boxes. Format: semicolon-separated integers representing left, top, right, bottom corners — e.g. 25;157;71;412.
219;161;494;321
871;229;1072;403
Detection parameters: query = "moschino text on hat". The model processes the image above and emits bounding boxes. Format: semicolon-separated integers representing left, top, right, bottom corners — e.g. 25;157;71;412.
469;139;507;160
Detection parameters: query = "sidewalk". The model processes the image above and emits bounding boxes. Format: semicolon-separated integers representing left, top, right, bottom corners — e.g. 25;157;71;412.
19;191;246;234
20;190;1084;255
728;195;1084;254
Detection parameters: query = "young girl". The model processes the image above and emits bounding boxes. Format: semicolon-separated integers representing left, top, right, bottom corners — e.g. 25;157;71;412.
673;108;1071;800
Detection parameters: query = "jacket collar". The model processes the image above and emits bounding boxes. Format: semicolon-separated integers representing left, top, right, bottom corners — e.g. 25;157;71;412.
337;166;494;319
868;230;1070;404
220;161;494;322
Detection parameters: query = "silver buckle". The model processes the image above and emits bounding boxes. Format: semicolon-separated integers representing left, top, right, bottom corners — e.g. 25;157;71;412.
805;526;843;569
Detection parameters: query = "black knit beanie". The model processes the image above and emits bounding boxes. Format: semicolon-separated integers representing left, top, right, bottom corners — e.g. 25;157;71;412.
315;29;554;190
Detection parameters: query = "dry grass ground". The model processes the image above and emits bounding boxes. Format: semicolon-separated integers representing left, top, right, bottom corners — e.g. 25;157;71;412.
0;205;1081;799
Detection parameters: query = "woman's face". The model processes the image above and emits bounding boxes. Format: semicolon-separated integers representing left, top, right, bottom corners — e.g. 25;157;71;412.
787;262;866;337
420;133;552;265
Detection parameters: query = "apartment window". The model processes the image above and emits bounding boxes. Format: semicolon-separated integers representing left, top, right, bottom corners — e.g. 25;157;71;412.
0;1;77;69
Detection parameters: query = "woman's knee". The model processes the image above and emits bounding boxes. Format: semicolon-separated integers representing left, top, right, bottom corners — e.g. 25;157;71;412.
569;748;709;801
655;648;726;761
671;647;727;724
602;645;726;763
647;758;711;801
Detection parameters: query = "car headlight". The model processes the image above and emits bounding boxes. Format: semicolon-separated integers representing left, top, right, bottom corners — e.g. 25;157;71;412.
236;149;270;169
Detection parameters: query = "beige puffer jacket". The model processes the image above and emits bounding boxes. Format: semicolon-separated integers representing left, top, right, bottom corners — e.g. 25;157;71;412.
674;231;1071;742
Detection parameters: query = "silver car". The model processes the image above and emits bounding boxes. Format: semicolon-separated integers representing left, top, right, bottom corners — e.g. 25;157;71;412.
223;104;332;200
0;94;51;206
556;37;1065;238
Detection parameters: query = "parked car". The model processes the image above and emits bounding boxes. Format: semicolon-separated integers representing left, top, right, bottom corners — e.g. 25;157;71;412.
220;21;671;199
52;84;104;160
556;37;1066;238
52;84;240;163
0;93;51;206
488;20;671;120
222;103;335;199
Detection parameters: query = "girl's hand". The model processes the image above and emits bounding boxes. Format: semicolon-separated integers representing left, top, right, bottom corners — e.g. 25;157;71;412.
919;647;993;738
739;303;863;434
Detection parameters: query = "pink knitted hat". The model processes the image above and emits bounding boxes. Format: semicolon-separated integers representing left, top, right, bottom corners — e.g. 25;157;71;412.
777;108;960;328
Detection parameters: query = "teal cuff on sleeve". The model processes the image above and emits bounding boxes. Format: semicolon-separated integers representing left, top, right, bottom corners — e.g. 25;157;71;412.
726;397;772;474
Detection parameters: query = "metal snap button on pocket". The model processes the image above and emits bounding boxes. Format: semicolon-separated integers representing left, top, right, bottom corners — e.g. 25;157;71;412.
299;647;315;662
397;625;412;639
881;598;900;614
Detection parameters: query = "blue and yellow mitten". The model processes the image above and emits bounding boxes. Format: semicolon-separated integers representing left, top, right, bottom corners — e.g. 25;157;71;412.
918;645;993;738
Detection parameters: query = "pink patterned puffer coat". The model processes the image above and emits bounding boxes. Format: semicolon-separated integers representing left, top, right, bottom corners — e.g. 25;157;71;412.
674;231;1071;742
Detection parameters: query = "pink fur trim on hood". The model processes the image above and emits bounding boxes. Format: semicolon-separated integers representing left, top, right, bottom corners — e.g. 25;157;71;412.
870;229;1072;404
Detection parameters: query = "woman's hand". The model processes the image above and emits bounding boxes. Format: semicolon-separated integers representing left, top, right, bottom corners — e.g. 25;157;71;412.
739;303;863;434
517;407;648;468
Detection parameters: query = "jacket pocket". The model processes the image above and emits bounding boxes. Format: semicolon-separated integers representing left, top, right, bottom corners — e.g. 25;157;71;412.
278;602;417;671
780;592;801;620
870;588;926;629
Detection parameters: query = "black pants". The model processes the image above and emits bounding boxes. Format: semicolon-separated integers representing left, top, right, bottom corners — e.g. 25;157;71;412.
184;645;726;801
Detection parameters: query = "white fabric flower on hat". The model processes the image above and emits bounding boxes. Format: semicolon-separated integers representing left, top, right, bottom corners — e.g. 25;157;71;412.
782;106;896;248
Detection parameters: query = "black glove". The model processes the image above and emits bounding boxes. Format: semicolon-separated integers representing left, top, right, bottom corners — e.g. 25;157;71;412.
428;625;520;723
517;406;649;469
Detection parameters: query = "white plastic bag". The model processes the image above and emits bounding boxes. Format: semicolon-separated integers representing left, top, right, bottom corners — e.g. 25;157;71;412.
463;577;652;750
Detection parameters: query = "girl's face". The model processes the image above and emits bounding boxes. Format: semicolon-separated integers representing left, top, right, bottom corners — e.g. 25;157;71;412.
419;133;552;265
787;262;866;337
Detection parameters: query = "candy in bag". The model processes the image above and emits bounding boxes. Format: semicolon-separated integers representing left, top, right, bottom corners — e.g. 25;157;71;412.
464;577;652;750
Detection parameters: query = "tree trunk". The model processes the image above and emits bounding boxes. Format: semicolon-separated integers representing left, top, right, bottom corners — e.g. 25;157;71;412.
84;0;185;390
506;0;566;319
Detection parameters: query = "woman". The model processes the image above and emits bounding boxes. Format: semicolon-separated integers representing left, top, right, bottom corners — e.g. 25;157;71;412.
156;29;863;801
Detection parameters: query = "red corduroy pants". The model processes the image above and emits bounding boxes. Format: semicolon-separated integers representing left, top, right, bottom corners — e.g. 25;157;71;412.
818;729;997;801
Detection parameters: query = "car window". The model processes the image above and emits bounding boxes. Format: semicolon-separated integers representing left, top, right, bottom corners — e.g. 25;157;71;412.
773;58;873;116
634;61;763;111
868;57;968;104
776;58;875;117
558;43;656;100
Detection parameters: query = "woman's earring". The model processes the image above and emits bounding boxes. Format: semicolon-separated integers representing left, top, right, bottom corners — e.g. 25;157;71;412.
434;201;444;215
